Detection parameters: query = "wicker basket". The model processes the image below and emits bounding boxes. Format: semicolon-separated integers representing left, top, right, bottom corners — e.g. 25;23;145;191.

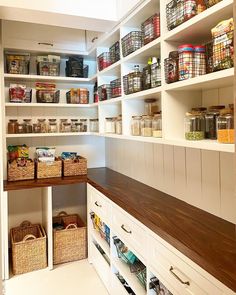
36;159;62;179
63;156;87;177
8;159;35;182
53;212;87;265
11;221;47;275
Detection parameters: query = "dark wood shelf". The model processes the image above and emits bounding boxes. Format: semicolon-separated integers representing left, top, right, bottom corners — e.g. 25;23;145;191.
3;167;236;292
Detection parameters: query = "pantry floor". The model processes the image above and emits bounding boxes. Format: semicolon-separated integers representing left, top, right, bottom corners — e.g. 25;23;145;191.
4;260;109;295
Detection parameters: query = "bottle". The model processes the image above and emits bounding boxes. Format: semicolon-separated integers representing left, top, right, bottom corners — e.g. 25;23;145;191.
132;65;142;93
151;57;161;88
143;58;152;90
93;81;99;103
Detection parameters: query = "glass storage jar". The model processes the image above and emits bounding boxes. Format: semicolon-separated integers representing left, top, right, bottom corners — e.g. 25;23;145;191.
217;109;234;144
80;119;88;132
145;98;158;116
105;117;116;133
178;44;194;80
33;123;41;133
205;110;220;139
184;112;205;140
48;121;58;133
8;119;18;134
37;119;47;133
89;119;99;132
23;119;33;133
63;123;71;133
152;113;162;137
116;116;122;135
164;51;179;84
75;123;83;132
60;119;68;132
141;115;152;137
17;123;25;134
131;116;141;136
71;119;79;132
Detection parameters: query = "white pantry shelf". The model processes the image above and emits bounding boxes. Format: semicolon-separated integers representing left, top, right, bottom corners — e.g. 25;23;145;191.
6;132;98;138
164;0;233;43
123;86;162;100
164;68;234;91
4;74;93;84
99;97;122;105
112;258;146;295
97;60;121;77
5;103;98;108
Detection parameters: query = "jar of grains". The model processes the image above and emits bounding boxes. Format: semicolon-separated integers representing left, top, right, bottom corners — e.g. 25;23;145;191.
217;109;234;144
184;111;205;140
152;113;162;138
131;116;142;136
89;119;99;132
105;117;116;133
178;44;194;80
141;115;152;137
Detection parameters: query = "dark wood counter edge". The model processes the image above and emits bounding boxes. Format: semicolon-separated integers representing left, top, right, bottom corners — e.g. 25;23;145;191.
3;168;236;292
87;168;236;293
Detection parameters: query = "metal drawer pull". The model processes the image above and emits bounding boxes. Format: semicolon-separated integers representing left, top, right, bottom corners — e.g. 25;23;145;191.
121;224;132;234
95;201;102;207
38;42;53;46
169;266;190;286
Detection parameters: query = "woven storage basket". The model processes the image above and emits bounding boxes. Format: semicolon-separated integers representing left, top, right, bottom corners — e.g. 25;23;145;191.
53;211;87;265
63;156;87;177
8;159;35;181
36;159;62;179
11;221;47;275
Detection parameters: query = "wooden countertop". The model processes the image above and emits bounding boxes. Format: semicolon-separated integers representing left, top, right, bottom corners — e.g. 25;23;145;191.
4;167;236;292
87;168;236;293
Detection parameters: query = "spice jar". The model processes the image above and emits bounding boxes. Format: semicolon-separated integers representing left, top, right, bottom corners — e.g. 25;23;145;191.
217;109;234;144
184;111;205;140
145;98;158;116
105;117;116;133
33;123;41;133
8;119;18;134
194;46;206;77
90;119;99;132
23;119;33;133
131;116;142;136
75;123;83;132
60;119;68;132
141;115;152;137
80;119;88;132
164;51;179;84
48;120;58;133
37;119;47;133
116;116;122;135
63;123;71;133
71;119;79;132
151;57;161;88
152;113;162;138
178;44;194;80
17;123;25;134
184;0;196;21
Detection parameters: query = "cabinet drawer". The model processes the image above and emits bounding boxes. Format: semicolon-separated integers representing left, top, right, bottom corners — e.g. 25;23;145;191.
112;205;147;258
150;237;223;295
90;188;110;225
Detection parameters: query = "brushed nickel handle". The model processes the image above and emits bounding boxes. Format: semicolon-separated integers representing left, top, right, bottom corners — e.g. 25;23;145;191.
121;224;132;234
169;266;190;286
91;37;98;43
95;201;102;207
38;42;53;47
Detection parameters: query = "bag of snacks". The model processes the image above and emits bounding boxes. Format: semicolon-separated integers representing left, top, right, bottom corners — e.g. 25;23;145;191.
8;145;29;161
36;147;56;163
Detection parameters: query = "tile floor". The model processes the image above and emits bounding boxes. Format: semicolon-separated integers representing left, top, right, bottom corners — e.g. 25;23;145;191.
5;260;109;295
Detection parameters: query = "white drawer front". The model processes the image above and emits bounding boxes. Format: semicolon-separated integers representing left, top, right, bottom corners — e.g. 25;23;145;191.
90;188;110;225
112;205;147;258
150;237;223;295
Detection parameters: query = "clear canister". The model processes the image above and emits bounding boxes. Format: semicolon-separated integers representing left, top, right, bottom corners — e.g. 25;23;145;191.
145;98;158;116
63;123;72;133
116;116;122;135
131;116;141;136
23;119;33;133
17;124;25;134
217;109;234;144
8;119;18;134
152;113;162;138
89;119;99;132
71;119;79;132
141;115;152;137
60;119;68;132
205;110;220;139
184;111;205;140
37;119;47;133
105;117;116;133
80;119;88;132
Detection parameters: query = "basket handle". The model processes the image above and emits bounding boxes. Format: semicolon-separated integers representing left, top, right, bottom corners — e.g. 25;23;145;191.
58;211;68;217
20;220;32;227
65;223;78;229
23;234;36;242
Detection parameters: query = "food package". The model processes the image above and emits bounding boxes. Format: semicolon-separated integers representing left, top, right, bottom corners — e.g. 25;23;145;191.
8;145;29;160
36;147;56;162
9;84;32;103
61;152;77;160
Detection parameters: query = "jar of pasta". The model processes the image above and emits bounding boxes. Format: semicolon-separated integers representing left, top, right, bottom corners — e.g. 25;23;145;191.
217;109;234;144
141;115;152;137
152;112;162;138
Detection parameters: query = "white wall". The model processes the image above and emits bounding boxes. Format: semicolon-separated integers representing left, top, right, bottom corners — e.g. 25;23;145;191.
116;0;143;20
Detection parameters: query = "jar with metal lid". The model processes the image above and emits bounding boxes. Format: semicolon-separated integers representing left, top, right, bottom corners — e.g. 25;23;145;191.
37;119;47;133
205;110;220;139
178;44;194;80
184;112;205;140
217;109;234;144
17;123;25;134
48;122;58;133
71;119;79;132
80;119;88;132
8;119;18;134
23;119;33;133
152;113;162;138
116;116;122;135
141;115;152;137
184;0;196;21
145;98;158;116
105;117;116;133
75;123;83;132
131;116;142;136
63;123;71;133
33;123;41;133
194;46;206;77
164;51;179;84
89;119;99;133
60;119;68;132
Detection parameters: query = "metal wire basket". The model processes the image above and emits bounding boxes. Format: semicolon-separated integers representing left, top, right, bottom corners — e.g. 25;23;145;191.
204;0;222;8
166;0;185;31
121;31;143;57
